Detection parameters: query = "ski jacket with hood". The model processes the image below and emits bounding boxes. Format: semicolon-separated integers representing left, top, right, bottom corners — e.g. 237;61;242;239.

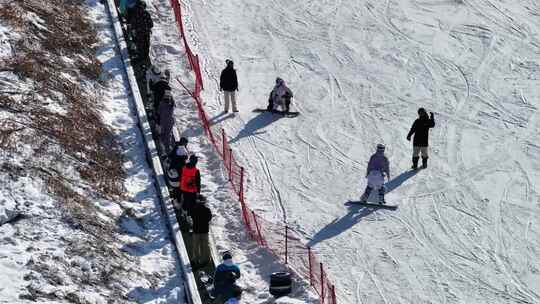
367;151;390;177
270;79;293;105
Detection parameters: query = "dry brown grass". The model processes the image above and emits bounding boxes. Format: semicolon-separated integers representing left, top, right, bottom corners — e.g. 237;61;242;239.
0;0;124;200
0;1;146;301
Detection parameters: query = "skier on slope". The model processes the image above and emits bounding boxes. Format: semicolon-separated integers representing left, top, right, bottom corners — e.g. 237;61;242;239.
406;108;435;169
267;77;293;113
219;59;239;113
359;144;390;204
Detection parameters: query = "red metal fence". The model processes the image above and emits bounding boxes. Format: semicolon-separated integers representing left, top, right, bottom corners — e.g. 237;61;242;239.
170;1;337;302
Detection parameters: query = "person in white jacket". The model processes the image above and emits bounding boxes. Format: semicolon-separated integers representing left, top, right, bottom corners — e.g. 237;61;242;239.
360;144;390;204
267;77;293;112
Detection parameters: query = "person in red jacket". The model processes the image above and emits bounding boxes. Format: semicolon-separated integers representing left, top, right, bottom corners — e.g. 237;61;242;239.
180;154;201;217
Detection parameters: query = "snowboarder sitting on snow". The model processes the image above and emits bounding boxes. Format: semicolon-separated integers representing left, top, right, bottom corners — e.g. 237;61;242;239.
360;144;390;204
406;108;435;169
212;251;241;302
267;77;293;113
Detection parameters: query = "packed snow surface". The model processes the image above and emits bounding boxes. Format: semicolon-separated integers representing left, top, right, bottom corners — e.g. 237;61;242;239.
181;0;540;303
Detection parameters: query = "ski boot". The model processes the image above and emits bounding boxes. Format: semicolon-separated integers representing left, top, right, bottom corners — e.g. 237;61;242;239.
378;187;386;205
411;156;419;170
422;157;428;169
359;186;372;203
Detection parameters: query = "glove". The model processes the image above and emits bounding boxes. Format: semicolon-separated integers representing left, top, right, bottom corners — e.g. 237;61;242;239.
406;136;411;141
430;112;434;117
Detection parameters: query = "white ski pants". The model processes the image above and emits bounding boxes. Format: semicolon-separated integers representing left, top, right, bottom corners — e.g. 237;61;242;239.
413;146;429;158
223;91;237;112
366;171;385;189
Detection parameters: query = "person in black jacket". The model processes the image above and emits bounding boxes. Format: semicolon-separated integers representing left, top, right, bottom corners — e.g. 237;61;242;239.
190;195;212;268
131;1;153;63
152;71;171;113
407;108;435;169
219;60;239;113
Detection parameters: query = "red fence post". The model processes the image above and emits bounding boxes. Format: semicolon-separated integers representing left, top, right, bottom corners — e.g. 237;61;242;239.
228;148;233;181
221;129;226;158
331;285;336;304
252;210;263;246
239;167;244;201
285;225;288;264
320;263;325;304
308;246;313;286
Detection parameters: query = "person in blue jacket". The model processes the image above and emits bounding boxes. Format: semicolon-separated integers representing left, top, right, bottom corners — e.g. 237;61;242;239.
212;251;241;302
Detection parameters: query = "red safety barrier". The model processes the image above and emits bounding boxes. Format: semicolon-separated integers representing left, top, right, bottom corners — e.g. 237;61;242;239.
171;1;337;302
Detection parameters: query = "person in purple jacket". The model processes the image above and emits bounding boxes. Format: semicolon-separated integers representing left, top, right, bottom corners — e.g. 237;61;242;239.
359;144;390;204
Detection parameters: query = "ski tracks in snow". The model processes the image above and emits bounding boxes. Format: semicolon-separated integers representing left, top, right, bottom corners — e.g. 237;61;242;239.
183;0;540;302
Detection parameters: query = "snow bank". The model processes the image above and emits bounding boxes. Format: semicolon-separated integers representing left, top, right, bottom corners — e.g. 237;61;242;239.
0;197;19;226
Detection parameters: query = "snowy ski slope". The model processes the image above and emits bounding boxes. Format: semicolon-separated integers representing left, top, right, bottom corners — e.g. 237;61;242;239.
182;0;540;303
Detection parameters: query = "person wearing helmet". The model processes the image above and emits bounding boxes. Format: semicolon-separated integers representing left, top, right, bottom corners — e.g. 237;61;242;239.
360;144;390;204
220;59;239;113
267;77;293;113
407;108;435;169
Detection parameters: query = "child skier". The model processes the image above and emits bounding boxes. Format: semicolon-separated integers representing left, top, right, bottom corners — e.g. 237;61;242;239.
360;144;390;204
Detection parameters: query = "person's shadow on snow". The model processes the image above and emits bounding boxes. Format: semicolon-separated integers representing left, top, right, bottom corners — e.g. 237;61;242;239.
306;204;377;247
209;111;234;126
384;169;419;193
229;112;283;144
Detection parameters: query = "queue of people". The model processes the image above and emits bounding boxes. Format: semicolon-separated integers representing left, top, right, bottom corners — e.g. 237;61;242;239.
116;1;244;302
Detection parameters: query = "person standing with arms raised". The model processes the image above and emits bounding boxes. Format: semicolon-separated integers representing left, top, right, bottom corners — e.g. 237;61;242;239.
407;108;435;169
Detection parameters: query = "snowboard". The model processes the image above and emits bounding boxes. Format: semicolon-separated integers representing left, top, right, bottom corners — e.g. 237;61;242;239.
253;108;300;117
346;201;398;210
